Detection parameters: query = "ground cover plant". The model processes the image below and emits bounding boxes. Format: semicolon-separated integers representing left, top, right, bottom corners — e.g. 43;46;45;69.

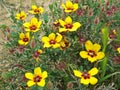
1;0;120;90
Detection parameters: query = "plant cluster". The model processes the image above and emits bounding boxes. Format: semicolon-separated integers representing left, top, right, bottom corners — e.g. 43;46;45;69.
1;0;120;90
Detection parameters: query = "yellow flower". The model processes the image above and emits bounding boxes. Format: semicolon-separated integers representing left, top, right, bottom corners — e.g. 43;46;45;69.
117;47;120;53
15;11;26;20
59;16;81;32
73;67;98;85
42;33;62;48
61;1;78;13
18;32;30;45
25;67;48;87
79;40;105;63
60;39;70;50
29;5;44;14
23;17;42;32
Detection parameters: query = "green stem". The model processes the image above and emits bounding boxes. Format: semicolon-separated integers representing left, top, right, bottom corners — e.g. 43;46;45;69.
100;72;120;82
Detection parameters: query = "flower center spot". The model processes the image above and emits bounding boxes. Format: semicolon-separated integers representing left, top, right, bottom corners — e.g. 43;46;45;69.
34;76;42;82
34;9;40;13
23;38;29;42
20;15;25;20
88;50;97;57
65;24;73;29
30;25;37;30
49;40;56;44
82;72;90;79
67;8;74;10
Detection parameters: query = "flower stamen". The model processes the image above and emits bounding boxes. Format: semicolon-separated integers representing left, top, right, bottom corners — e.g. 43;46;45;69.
34;75;42;82
88;50;97;57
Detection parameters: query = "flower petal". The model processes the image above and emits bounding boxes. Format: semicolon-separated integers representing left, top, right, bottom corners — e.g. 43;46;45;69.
88;67;98;76
56;33;62;42
59;28;67;33
26;32;30;38
79;51;88;58
85;40;93;51
37;79;45;87
42;71;48;79
42;36;50;43
97;52;105;59
32;5;37;9
73;70;82;78
19;33;25;39
69;22;81;31
59;19;66;27
66;1;73;8
23;22;30;28
27;80;35;87
48;33;55;40
80;78;89;85
89;77;98;85
34;67;41;75
44;43;51;48
53;43;60;48
73;4;78;11
88;56;97;63
31;18;38;25
93;43;101;52
18;40;25;45
65;16;72;24
61;4;66;9
25;73;34;80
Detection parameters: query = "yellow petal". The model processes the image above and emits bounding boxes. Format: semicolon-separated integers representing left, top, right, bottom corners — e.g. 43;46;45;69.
80;78;89;85
73;4;78;11
26;32;30;38
53;43;60;48
93;43;101;52
25;73;34;80
27;80;35;87
64;9;73;13
18;40;25;45
66;1;73;8
65;16;72;24
48;33;55;40
42;36;50;42
88;56;97;63
19;33;25;39
59;28;67;33
34;67;41;75
31;17;38;25
89;77;98;85
37;79;45;87
39;7;44;13
42;71;48;79
69;22;81;32
32;5;37;9
73;70;82;78
24;42;29;45
59;19;65;27
88;67;98;76
61;4;66;9
85;40;93;51
44;43;51;48
96;52;105;59
38;20;42;27
56;33;62;42
23;22;30;28
117;47;120;53
79;51;88;58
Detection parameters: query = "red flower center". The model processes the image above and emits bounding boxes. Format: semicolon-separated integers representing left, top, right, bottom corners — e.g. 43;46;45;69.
23;38;29;42
20;15;25;20
88;50;97;57
34;51;40;57
34;75;42;82
49;40;56;44
67;8;74;10
34;9;40;13
65;24;73;29
30;25;37;30
81;72;90;79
